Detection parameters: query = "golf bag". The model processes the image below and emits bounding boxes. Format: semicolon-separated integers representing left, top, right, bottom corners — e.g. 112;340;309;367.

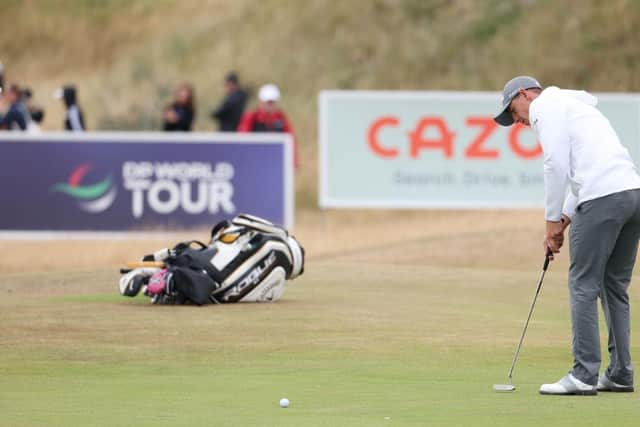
119;214;304;305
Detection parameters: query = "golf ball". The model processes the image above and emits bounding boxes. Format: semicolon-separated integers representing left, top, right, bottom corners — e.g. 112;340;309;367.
279;398;290;408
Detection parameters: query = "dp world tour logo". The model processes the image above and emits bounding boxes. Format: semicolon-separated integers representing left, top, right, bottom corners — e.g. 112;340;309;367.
51;164;118;213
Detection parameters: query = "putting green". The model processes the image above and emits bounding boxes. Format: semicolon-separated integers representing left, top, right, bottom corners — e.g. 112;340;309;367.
1;211;638;426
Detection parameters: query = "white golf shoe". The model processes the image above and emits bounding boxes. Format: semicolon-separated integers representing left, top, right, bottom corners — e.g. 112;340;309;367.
597;374;634;393
539;374;597;395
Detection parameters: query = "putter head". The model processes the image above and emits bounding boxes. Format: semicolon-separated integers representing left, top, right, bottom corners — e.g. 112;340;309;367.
493;384;516;392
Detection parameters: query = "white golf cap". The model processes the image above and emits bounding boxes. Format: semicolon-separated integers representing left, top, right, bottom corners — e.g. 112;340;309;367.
494;76;542;126
259;84;280;102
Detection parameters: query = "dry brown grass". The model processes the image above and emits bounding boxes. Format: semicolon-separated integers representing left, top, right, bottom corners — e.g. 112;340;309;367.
1;208;636;361
0;209;560;352
1;1;639;206
0;208;546;275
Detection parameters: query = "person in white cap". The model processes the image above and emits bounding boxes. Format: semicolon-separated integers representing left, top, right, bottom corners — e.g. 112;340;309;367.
495;76;640;395
237;83;299;169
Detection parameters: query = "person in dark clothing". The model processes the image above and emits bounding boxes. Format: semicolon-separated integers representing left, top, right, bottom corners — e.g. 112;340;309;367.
237;84;299;169
0;84;30;131
55;85;85;131
163;83;195;131
22;88;45;125
211;72;247;131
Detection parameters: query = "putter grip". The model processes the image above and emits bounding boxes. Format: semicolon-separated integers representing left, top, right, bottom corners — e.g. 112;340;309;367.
543;249;552;271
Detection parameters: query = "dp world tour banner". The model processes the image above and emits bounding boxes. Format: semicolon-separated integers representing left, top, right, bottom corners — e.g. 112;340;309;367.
319;91;640;208
0;133;293;233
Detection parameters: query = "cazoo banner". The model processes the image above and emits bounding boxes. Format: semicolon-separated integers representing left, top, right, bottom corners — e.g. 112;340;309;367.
319;91;640;208
0;132;293;234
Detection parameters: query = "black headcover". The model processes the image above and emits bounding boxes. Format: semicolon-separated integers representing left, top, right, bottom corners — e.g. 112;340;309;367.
170;268;219;305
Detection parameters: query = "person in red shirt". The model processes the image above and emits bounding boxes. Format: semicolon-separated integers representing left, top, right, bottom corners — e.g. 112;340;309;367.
237;84;299;169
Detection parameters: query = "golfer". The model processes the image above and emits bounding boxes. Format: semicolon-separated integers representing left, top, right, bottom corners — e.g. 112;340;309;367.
494;76;640;395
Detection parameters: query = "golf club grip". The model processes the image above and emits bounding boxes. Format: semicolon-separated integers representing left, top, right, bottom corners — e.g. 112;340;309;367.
543;249;552;271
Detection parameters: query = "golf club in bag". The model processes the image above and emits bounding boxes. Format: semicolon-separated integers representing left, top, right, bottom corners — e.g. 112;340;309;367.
493;249;552;392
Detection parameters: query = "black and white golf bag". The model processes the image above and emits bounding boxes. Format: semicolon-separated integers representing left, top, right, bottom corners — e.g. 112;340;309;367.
119;214;304;305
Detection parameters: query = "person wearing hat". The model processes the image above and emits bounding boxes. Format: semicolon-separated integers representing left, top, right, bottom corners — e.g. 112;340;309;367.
210;72;247;132
495;76;640;395
237;83;299;169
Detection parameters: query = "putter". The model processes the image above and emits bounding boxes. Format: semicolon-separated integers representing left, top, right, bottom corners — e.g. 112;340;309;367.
493;249;552;392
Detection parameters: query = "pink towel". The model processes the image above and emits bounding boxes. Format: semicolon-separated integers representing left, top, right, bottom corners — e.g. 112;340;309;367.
147;269;168;295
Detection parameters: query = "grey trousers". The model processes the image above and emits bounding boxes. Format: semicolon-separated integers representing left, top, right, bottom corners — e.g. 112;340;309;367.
569;189;640;386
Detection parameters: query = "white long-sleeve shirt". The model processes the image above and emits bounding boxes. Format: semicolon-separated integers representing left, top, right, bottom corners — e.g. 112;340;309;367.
529;86;640;221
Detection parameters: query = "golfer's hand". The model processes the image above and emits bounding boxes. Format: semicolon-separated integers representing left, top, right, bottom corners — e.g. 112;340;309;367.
544;220;565;259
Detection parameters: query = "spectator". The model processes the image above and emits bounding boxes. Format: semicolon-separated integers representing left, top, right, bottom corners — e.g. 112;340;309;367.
55;85;85;131
210;71;247;131
22;88;45;131
163;83;195;131
237;84;299;168
0;84;30;131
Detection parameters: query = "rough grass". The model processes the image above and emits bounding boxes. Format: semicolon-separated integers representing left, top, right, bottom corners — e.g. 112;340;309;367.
0;208;541;273
1;0;639;206
1;210;639;426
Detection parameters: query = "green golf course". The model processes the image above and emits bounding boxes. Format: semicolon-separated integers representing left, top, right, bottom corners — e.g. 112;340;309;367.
1;210;638;426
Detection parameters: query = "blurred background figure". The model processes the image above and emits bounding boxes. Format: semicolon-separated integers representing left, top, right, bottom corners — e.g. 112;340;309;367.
0;62;4;92
0;83;30;131
210;71;247;131
22;88;45;132
237;84;299;168
55;85;85;131
163;82;195;131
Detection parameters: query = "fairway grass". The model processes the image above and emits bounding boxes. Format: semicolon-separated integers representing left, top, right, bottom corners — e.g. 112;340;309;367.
1;211;639;426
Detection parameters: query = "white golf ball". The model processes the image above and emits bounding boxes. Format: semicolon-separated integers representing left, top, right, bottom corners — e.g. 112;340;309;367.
279;398;290;408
